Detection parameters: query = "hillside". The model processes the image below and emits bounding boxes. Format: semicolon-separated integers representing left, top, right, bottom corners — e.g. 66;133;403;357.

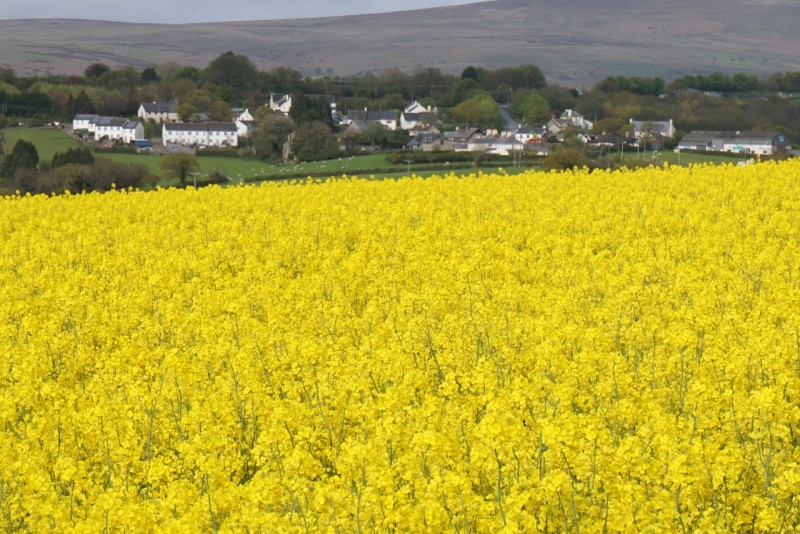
1;0;798;85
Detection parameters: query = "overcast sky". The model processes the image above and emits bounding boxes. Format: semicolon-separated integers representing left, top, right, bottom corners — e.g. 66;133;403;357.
2;0;488;24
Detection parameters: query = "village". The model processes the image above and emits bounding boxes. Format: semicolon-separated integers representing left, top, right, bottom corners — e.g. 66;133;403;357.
71;94;792;162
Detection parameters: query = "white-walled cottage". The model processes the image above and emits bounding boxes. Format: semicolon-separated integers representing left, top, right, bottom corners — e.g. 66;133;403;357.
547;109;594;136
162;122;239;148
235;119;256;139
467;134;525;156
629;119;676;139
233;108;254;122
138;102;179;123
72;114;97;131
404;100;435;114
269;94;292;115
400;112;436;131
512;126;546;144
444;128;482;151
121;121;145;143
343;110;398;131
91;117;144;143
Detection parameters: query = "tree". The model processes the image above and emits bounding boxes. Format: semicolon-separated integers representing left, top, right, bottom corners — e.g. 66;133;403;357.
291;122;339;162
359;123;389;148
7;92;53;117
1;140;39;180
381;92;406;111
203;52;259;101
543;147;589;170
0;67;15;84
66;90;95;115
289;92;333;127
52;148;94;169
538;85;578;113
261;67;303;94
510;90;551;125
410;66;454;102
97;67;141;91
252;114;296;160
159;153;199;185
84;63;110;80
210;101;232;121
450;94;500;129
171;66;201;83
486;65;546;90
141;67;159;84
35;158;154;194
340;128;362;153
461;66;484;82
448;78;479;106
594;76;665;96
177;102;199;122
377;69;412;98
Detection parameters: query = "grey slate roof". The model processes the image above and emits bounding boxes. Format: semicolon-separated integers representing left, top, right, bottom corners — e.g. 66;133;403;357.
347;110;397;122
680;131;779;144
142;102;178;113
444;128;480;142
95;117;129;127
165;122;237;132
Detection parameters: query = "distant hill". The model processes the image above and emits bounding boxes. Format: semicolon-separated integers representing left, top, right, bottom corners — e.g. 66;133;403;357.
1;0;798;86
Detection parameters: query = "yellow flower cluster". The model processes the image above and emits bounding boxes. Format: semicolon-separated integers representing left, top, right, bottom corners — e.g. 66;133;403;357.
2;161;800;532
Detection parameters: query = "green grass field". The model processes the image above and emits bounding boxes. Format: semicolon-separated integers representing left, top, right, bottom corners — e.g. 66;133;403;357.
4;127;81;162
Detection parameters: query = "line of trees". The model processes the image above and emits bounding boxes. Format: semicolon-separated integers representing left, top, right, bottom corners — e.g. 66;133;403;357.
0;57;553;124
594;71;800;95
0;140;155;194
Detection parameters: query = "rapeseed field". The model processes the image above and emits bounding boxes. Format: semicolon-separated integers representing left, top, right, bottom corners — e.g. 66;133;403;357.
2;161;800;532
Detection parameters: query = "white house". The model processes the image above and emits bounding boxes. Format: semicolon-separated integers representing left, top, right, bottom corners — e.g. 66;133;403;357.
467;134;525;156
163;122;239;148
404;100;435;114
630;119;676;139
405;133;452;152
400;111;437;131
343;110;398;131
121;121;145;143
547;109;594;136
72;114;97;131
407;124;441;138
94;117;127;140
233;108;254;122
235;119;256;139
269;94;292;115
92;117;144;143
232;108;256;138
512;126;546;144
444;128;482;151
138;102;179;123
